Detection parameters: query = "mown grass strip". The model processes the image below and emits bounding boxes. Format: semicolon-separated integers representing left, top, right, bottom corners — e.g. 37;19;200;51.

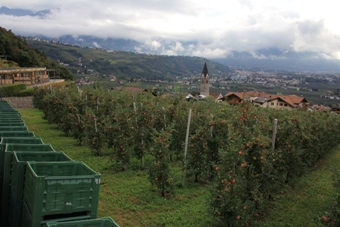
255;145;340;227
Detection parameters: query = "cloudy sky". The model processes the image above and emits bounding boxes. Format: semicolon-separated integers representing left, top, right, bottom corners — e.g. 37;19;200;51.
1;0;340;59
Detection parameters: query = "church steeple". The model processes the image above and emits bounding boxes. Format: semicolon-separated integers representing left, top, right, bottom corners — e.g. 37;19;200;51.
202;62;209;77
200;62;209;96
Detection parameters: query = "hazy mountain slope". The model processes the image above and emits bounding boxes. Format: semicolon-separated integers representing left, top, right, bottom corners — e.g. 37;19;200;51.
27;40;232;80
27;35;340;73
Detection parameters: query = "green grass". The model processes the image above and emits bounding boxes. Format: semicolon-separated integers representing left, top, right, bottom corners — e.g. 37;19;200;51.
19;108;340;226
254;146;340;227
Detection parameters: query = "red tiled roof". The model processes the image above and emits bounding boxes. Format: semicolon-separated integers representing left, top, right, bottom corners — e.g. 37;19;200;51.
209;92;223;99
225;91;307;108
258;92;278;99
285;95;307;104
225;92;246;99
246;91;260;97
276;96;296;107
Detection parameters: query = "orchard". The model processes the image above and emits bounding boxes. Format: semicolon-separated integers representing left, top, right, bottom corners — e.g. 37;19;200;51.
33;84;340;226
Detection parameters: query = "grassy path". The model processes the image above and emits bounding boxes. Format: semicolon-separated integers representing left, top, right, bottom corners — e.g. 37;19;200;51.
19;108;340;226
254;146;340;227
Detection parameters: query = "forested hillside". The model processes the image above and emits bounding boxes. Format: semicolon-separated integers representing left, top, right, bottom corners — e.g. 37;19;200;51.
26;39;233;80
0;27;73;80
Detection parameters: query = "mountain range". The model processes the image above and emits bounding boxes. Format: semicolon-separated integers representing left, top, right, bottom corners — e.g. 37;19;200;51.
1;6;340;73
25;39;232;80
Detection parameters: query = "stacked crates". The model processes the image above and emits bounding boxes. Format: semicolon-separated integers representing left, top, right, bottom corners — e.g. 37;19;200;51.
0;100;120;227
1;144;56;226
0;101;37;226
10;152;73;227
22;162;100;227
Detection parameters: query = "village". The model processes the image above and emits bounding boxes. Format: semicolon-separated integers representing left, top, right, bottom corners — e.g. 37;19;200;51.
0;64;339;114
74;63;340;114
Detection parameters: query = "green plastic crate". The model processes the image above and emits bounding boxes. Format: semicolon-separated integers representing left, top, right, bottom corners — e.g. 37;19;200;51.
0;108;19;111
12;151;71;198
9;185;17;227
9;151;73;227
0;114;22;118
0;117;23;121
0;107;15;111
0;107;17;110
0;131;35;138
0;126;28;131
1;144;56;185
0;122;25;127
0;110;19;114
0;114;21;117
45;217;120;227
0;108;17;112
22;201;92;227
0;101;13;106
0;137;41;192
0;112;20;117
4;143;55;152
0;138;44;188
0;137;44;226
0;134;37;222
23;162;101;227
0;119;24;123
1;143;55;182
0;112;22;120
0;144;56;227
0;137;43;147
0;104;17;107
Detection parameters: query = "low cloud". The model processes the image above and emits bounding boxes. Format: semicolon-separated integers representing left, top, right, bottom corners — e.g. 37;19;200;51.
92;42;101;48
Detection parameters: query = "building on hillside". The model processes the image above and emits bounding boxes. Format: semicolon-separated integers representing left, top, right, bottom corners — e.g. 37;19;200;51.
257;96;296;110
200;63;209;96
226;91;308;110
284;95;308;108
185;93;200;101
331;106;340;114
186;92;220;101
308;105;332;112
209;92;224;103
225;91;263;104
252;97;270;107
246;91;261;101
0;67;50;85
225;92;246;105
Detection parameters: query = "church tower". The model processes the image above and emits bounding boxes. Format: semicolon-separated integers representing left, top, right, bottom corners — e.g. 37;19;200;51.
200;62;209;96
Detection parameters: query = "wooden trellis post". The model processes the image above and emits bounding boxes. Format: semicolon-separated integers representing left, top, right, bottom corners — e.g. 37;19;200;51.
181;108;192;187
272;119;278;150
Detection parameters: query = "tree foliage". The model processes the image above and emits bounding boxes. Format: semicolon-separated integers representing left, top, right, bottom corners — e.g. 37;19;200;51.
0;26;73;80
33;85;340;225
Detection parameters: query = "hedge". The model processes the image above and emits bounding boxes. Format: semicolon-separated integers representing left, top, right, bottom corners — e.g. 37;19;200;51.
17;88;34;97
0;84;27;97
